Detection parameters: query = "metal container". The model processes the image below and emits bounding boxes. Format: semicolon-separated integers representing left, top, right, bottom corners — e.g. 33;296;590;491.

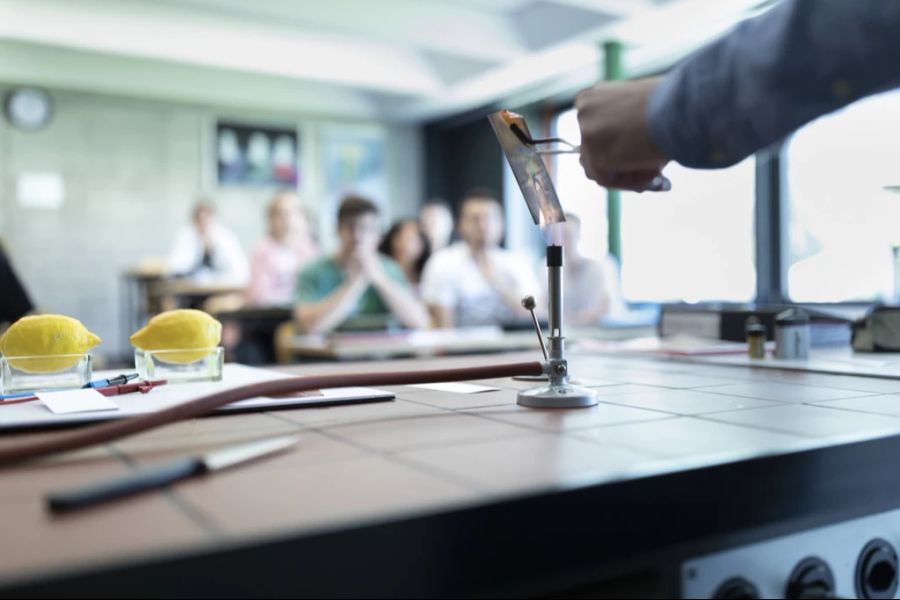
774;308;810;359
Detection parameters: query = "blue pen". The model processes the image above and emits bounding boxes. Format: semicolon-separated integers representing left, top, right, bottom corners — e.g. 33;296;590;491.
0;391;38;400
83;373;139;389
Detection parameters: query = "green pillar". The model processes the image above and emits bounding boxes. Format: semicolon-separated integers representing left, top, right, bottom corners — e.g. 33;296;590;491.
603;40;623;261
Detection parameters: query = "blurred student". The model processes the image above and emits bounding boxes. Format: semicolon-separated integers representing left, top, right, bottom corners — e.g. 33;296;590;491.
294;196;429;334
245;192;318;306
167;201;249;286
419;200;453;252
421;189;539;328
378;219;430;290
556;213;625;326
0;240;34;328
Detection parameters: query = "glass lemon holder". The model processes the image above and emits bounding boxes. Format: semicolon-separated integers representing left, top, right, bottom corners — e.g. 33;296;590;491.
0;353;93;394
134;347;224;383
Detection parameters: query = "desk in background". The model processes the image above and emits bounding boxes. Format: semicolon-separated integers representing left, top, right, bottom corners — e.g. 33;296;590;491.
6;350;900;596
280;324;658;362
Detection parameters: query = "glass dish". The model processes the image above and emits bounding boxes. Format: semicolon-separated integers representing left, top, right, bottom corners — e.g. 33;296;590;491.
134;347;224;383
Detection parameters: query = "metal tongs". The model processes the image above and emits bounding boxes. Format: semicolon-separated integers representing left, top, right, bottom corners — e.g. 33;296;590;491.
490;109;670;193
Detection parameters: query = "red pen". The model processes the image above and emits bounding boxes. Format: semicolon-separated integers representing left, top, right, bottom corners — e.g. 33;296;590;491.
96;379;167;397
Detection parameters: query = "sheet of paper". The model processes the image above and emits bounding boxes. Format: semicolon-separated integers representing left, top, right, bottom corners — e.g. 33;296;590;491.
407;382;499;394
38;389;118;414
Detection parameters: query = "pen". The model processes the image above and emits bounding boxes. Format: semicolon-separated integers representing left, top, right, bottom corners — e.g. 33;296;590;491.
47;435;300;512
0;392;39;405
96;379;167;396
83;373;139;389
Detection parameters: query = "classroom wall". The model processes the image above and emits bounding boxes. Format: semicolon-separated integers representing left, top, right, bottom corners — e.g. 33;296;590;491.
0;87;423;357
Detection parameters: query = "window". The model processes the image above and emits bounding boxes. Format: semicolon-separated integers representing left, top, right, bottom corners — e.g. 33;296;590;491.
554;108;608;260
786;89;900;303
553;108;756;304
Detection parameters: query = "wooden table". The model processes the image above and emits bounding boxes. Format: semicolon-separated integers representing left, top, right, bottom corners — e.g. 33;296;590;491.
6;350;900;596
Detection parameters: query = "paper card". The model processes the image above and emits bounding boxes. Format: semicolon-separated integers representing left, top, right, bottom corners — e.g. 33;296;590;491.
38;389;119;414
407;382;499;394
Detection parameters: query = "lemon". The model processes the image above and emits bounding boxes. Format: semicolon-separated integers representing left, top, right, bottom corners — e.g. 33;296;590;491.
0;314;101;373
130;309;222;364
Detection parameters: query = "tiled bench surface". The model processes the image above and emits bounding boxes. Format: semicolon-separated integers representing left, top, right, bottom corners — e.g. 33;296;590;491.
5;350;900;587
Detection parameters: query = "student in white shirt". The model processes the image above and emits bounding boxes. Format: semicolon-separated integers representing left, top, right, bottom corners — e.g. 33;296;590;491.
556;212;626;326
420;190;540;328
167;202;249;287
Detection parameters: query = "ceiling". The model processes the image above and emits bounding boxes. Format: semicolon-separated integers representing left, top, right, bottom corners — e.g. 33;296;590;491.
0;0;773;122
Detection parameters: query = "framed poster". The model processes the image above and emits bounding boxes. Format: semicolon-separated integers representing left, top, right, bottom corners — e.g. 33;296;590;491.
216;120;299;186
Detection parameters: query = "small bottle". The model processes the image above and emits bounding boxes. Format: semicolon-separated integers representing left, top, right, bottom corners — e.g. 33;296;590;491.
745;316;767;359
774;308;811;359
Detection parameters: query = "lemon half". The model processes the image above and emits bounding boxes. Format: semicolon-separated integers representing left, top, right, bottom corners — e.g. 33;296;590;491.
130;309;222;364
0;314;101;373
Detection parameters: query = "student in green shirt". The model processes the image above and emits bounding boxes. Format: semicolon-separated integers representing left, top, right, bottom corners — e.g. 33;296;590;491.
294;195;430;334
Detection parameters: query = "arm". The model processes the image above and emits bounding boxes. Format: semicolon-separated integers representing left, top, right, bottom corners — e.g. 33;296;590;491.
0;244;34;325
214;229;250;286
419;255;455;329
477;253;538;316
294;274;368;335
364;258;431;330
166;229;197;276
244;245;270;306
576;0;900;187
648;0;900;169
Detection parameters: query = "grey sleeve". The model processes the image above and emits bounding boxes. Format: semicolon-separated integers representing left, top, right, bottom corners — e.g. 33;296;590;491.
646;0;900;169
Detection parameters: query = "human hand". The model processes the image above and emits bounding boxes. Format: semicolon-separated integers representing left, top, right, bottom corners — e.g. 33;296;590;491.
575;77;671;192
358;252;387;286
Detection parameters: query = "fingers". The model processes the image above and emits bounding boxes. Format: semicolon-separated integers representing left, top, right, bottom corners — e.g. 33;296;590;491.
579;159;671;192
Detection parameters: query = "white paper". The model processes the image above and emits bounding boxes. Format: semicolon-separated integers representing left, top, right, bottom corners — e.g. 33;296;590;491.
407;382;499;394
38;389;118;414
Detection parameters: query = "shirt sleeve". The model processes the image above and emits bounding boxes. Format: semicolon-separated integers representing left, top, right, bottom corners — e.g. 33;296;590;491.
381;257;411;290
0;245;34;325
647;0;900;168
166;228;198;276
419;253;457;308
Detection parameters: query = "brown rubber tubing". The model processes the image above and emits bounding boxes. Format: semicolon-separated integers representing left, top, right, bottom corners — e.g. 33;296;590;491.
0;361;544;467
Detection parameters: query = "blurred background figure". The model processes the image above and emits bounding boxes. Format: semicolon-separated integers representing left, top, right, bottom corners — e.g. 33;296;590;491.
167;201;249;286
0;240;34;329
294;196;429;334
246;192;319;307
421;189;539;328
378;219;430;291
556;213;626;326
419;200;453;253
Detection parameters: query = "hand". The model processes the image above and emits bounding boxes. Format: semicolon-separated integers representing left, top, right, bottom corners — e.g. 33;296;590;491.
575;77;670;192
358;252;387;286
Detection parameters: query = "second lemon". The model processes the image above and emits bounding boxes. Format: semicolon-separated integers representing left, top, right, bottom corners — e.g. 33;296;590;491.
130;309;222;364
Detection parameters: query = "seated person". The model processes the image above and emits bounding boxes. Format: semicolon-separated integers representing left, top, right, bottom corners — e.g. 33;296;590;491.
555;213;626;326
0;240;34;328
294;196;430;334
420;189;540;328
419;200;454;252
167;201;249;286
246;192;319;306
378;219;430;290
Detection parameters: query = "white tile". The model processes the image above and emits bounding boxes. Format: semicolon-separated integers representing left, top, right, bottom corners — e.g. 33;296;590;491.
573;417;808;461
813;394;900;417
697;382;874;404
398;434;655;493
703;404;900;439
466;402;669;432
325;412;529;452
599;389;777;415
